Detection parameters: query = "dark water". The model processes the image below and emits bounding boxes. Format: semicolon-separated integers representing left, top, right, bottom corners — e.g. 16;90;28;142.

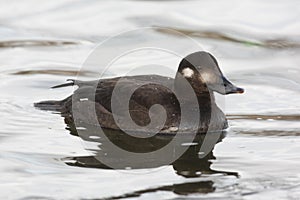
0;0;300;199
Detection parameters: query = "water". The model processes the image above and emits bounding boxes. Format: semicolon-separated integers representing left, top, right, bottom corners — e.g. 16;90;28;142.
0;0;300;199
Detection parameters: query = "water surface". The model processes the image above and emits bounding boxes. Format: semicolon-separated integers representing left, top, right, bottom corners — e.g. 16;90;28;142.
0;0;299;199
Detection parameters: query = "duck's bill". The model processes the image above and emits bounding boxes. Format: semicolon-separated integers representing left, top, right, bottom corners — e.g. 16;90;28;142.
223;77;244;95
225;85;244;94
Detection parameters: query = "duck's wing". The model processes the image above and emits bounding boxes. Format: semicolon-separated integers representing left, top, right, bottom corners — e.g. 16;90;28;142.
66;75;174;111
69;75;177;122
94;75;176;111
52;75;178;126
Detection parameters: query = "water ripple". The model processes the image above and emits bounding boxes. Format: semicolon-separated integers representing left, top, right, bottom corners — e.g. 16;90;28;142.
0;39;80;48
154;26;300;49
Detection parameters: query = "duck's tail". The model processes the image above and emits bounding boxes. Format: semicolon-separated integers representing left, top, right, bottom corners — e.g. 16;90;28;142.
34;79;76;111
34;99;66;111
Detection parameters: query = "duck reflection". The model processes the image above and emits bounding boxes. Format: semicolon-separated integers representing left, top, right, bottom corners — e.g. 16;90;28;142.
61;120;238;196
63;120;238;178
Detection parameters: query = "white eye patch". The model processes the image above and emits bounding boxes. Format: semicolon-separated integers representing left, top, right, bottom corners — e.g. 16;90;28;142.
182;67;194;78
198;69;220;84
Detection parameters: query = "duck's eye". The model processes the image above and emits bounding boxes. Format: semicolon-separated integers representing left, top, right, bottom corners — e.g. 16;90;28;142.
182;67;194;78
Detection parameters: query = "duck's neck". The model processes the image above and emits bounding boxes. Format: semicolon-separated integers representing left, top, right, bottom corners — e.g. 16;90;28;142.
174;72;215;132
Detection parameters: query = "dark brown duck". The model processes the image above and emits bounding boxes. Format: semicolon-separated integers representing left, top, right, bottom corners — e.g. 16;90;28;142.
35;51;244;133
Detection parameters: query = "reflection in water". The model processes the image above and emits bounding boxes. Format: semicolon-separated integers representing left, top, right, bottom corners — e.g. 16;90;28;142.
154;26;300;49
227;114;300;121
107;181;215;199
228;114;300;136
61;119;238;197
12;69;94;76
0;40;78;48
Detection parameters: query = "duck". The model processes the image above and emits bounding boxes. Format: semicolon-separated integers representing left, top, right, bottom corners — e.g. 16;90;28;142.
35;51;244;134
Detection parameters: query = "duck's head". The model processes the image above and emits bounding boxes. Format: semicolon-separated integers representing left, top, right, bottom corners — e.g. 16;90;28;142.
176;51;244;95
